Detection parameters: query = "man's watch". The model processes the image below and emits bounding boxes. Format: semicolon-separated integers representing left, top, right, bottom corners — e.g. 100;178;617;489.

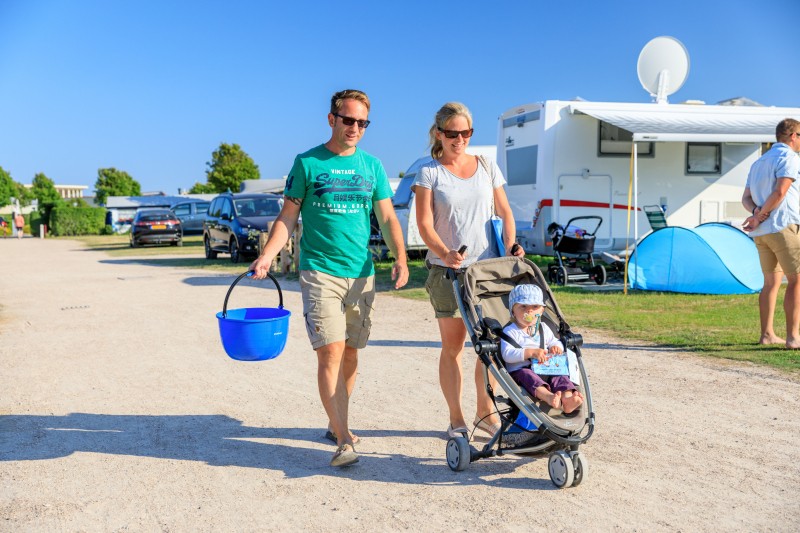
752;206;758;216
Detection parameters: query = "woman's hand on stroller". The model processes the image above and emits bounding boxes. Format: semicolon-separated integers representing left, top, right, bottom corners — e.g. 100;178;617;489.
444;246;468;268
509;243;525;257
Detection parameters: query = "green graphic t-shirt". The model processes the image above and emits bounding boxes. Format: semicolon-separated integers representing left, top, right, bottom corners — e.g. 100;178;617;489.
285;145;392;278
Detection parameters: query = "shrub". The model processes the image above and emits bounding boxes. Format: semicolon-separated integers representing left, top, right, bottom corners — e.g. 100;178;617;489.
49;206;107;236
28;211;43;236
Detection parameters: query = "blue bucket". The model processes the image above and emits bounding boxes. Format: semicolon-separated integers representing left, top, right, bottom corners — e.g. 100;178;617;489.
216;271;291;361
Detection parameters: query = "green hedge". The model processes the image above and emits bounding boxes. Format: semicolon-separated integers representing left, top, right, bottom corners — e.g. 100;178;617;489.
49;206;107;236
28;211;43;236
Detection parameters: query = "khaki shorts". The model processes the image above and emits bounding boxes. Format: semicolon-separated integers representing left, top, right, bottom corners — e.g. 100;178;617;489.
300;270;375;350
424;265;464;319
754;224;800;274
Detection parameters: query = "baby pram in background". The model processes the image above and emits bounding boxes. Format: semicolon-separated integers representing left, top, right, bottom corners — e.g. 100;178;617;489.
547;215;606;286
446;256;595;488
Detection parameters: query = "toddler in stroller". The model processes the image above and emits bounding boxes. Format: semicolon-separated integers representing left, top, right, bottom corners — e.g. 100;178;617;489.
444;256;594;488
501;284;584;414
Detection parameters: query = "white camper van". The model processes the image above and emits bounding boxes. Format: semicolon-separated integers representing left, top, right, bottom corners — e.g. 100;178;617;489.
393;145;497;253
497;100;800;254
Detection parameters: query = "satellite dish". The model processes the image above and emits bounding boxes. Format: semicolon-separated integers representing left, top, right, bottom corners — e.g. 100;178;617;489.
637;36;690;104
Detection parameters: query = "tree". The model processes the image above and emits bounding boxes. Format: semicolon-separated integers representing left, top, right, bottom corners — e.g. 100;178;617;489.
13;181;33;206
31;172;63;227
188;181;215;194
0;166;33;208
31;172;63;206
94;168;141;205
0;166;12;208
203;143;260;193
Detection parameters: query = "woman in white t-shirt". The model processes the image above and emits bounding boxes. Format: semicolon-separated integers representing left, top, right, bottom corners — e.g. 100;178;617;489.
413;102;525;440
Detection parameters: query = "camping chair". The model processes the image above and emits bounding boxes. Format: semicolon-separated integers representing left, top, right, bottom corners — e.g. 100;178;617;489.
600;205;666;282
644;205;668;231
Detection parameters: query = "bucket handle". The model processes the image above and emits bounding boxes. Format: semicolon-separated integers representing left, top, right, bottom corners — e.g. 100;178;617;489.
222;270;284;318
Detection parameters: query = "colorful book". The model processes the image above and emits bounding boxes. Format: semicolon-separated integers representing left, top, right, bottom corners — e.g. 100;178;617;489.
531;354;570;376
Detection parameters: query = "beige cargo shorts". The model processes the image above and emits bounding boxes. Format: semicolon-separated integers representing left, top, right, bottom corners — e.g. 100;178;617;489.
299;270;375;350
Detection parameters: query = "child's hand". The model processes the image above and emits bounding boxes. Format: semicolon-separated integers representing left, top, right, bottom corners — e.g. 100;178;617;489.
549;345;563;355
523;348;547;363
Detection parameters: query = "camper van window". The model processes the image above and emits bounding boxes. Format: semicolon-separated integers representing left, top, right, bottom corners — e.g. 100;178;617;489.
598;121;653;157
392;175;415;208
505;145;538;186
686;143;721;174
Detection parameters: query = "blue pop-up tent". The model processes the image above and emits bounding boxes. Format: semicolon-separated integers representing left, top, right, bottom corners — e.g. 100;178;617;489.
628;223;763;294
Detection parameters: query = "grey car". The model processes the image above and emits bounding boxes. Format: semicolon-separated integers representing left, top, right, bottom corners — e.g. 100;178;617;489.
170;200;210;235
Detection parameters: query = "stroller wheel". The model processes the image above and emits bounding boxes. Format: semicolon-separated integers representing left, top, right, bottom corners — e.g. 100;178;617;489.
548;451;575;488
555;266;568;286
592;264;607;285
570;451;589;487
446;437;470;471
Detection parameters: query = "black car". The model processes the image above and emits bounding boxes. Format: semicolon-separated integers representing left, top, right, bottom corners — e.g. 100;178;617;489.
170;200;210;235
203;192;282;263
130;208;183;247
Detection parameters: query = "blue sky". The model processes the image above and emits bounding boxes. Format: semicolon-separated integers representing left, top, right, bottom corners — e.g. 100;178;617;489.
1;0;797;195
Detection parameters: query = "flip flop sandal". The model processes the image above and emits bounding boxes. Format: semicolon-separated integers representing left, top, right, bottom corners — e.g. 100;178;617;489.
324;430;360;445
330;444;359;467
473;416;501;437
446;424;469;439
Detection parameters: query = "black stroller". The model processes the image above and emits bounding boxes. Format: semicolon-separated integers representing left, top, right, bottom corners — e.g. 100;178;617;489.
547;216;606;286
446;256;595;488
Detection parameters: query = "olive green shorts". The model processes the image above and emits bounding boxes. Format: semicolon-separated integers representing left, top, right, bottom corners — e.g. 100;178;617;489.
424;265;464;319
300;270;375;350
754;224;800;274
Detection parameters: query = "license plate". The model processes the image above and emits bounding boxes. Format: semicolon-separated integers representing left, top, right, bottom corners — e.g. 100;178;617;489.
152;224;167;229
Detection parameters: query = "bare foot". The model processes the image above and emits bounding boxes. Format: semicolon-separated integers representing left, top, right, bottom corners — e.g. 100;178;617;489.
536;387;561;409
760;334;786;345
562;391;584;414
785;338;800;350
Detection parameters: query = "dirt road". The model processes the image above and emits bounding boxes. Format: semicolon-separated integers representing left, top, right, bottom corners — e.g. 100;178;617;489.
1;238;798;532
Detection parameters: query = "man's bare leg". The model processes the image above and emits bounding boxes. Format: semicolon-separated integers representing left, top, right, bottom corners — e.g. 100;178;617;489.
784;273;800;349
327;345;359;441
316;341;354;447
760;272;786;344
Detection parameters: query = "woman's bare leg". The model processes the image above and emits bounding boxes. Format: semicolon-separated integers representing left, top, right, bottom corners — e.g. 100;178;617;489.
438;317;467;429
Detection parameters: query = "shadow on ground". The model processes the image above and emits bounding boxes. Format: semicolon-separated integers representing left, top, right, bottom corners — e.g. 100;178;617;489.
0;413;555;489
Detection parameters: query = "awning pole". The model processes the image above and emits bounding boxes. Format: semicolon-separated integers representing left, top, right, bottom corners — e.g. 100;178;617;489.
633;143;639;291
623;145;634;295
633;143;639;244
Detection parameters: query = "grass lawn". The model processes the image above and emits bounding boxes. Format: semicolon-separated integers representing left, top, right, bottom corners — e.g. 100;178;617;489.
70;234;250;275
70;235;800;373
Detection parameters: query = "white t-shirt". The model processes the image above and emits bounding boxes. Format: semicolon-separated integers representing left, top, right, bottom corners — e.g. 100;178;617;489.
413;157;506;267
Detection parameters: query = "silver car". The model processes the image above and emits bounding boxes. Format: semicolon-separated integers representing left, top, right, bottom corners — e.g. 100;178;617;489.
170;200;210;235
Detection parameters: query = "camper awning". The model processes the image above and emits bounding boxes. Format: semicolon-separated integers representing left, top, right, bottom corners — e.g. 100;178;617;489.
569;102;800;143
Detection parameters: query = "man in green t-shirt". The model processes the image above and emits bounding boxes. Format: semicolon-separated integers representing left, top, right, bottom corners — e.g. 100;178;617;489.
250;89;408;467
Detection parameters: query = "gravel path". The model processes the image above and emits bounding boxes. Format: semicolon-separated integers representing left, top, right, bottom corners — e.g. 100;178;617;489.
1;237;798;532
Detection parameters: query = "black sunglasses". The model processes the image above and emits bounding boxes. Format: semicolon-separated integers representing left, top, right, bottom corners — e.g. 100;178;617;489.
438;127;474;139
334;113;370;129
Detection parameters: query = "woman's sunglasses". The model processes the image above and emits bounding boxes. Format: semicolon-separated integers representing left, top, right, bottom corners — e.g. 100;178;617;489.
334;113;370;129
438;127;474;139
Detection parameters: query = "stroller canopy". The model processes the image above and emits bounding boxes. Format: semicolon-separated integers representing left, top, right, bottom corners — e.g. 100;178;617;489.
628;223;763;294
